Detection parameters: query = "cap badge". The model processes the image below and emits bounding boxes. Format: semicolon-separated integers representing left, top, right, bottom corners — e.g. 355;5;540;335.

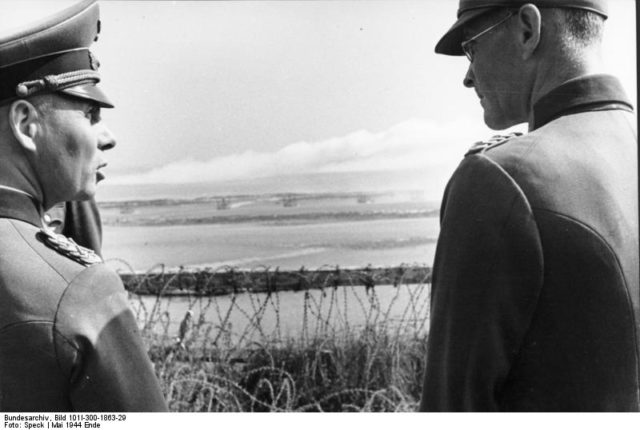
89;51;100;71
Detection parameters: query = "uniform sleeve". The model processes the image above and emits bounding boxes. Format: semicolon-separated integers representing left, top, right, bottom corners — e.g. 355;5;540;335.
54;265;168;412
420;154;544;411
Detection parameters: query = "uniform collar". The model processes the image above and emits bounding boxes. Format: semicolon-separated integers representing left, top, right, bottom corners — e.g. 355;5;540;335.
0;186;43;227
532;74;634;130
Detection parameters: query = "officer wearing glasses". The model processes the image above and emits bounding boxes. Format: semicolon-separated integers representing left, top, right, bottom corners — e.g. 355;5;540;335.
421;0;639;411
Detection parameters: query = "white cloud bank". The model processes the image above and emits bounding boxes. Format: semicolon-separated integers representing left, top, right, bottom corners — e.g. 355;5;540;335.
110;118;506;185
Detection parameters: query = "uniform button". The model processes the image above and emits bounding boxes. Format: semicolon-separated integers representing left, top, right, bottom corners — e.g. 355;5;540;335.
43;214;51;223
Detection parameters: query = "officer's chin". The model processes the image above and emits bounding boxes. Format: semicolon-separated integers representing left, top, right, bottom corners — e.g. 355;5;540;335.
75;187;96;202
483;110;518;131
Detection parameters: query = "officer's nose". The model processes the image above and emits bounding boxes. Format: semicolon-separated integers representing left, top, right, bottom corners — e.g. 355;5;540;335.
463;65;475;88
98;124;116;151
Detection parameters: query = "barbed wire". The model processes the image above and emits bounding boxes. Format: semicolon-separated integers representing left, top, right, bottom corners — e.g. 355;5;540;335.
125;263;432;411
111;263;432;297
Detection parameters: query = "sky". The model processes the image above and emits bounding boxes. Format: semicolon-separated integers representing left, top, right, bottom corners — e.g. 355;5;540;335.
0;0;637;200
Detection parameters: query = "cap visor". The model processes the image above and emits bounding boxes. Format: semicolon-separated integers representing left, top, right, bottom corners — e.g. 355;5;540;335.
435;8;493;56
60;83;114;108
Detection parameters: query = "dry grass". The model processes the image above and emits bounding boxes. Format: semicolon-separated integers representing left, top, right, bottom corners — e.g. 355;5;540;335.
125;265;430;412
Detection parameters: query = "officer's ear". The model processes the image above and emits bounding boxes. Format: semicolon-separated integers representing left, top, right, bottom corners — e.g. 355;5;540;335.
515;4;542;60
9;99;40;153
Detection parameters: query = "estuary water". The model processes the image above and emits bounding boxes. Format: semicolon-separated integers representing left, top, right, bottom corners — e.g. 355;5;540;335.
103;216;438;272
99;195;438;339
131;282;431;344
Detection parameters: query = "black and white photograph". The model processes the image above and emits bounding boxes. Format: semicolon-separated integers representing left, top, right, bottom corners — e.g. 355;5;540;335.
0;0;638;424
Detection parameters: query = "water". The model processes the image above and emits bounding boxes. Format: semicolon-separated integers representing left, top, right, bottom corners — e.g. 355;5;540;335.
103;217;439;271
131;282;431;344
101;196;438;341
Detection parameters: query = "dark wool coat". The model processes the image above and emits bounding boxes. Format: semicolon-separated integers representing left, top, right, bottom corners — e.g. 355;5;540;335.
421;74;640;412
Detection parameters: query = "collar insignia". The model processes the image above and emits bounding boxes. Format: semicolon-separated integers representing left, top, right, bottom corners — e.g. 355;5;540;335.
465;132;523;156
38;228;102;267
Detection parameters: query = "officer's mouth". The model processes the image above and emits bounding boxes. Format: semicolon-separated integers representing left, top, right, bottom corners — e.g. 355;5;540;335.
96;164;107;182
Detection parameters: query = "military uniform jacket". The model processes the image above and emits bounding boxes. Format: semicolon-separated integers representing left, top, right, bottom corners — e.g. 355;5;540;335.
0;190;167;411
420;74;640;411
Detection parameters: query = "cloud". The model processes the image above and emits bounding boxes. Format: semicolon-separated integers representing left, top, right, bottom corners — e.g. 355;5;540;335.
109;118;501;185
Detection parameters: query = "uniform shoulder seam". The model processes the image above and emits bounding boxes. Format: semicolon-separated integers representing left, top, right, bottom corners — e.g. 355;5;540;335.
8;219;71;283
52;325;82;380
532;206;640;375
52;265;113;381
0;320;54;335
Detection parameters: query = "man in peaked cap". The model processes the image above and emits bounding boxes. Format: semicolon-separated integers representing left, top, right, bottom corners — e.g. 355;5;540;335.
0;1;168;411
421;0;639;411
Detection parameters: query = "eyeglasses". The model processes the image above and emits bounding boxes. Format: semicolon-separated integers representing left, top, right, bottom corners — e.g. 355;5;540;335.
461;11;515;62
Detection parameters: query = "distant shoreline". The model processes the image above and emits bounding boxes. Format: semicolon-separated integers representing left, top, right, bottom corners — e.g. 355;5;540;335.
99;190;439;226
103;209;438;227
98;190;433;207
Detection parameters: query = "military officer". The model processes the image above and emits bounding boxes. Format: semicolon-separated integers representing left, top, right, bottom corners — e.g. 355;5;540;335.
0;0;168;411
421;0;639;411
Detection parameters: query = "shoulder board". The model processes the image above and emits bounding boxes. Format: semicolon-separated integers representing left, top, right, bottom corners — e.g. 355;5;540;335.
38;228;103;267
465;132;523;156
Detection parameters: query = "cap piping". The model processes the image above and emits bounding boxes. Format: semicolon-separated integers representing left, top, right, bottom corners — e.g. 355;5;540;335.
0;48;88;70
